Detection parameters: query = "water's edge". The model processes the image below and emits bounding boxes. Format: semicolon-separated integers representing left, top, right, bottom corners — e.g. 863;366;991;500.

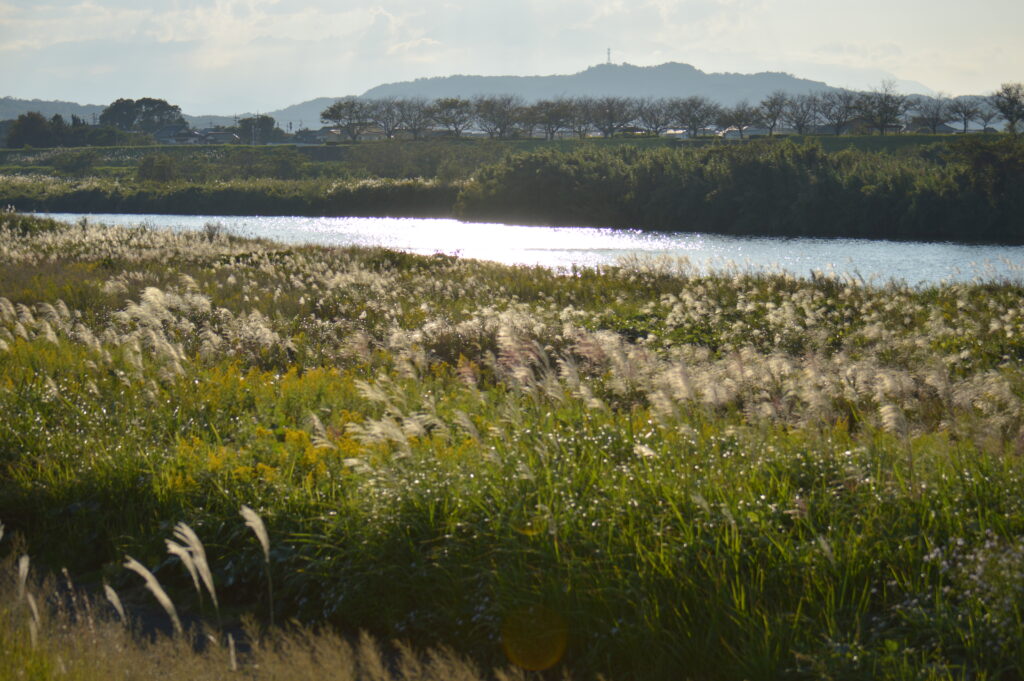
45;212;1024;286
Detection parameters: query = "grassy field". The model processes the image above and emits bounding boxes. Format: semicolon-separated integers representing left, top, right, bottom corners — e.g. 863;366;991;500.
3;211;1024;679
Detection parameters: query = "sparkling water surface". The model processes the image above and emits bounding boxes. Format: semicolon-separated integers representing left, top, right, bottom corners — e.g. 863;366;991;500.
45;213;1024;286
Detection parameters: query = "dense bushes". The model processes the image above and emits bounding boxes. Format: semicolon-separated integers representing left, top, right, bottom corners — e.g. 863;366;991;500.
456;136;1024;242
1;136;1021;242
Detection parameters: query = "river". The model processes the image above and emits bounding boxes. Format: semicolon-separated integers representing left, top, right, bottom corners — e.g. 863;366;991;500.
45;212;1024;286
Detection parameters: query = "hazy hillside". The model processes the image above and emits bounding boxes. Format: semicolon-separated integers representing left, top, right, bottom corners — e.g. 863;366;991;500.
0;96;105;122
361;62;841;106
223;63;851;129
1;62;936;132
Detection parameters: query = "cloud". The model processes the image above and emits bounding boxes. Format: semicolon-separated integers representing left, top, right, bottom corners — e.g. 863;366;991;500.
1;0;1021;110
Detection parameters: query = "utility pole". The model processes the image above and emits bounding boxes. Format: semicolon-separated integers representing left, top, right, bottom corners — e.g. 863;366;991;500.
607;48;611;65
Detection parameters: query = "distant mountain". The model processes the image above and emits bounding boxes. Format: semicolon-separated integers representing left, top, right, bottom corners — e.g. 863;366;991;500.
0;97;105;122
361;62;841;106
263;98;341;131
267;65;846;129
1;63;936;132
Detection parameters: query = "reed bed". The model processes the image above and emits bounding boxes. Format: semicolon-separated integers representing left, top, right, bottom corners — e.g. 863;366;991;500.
2;212;1024;679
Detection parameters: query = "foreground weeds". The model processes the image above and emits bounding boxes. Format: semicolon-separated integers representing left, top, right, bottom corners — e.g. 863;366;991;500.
0;525;520;681
2;212;1024;679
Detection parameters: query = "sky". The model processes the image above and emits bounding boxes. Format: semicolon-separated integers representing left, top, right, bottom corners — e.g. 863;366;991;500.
1;0;1021;115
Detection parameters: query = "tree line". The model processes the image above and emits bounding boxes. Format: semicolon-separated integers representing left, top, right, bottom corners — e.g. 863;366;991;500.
323;82;1024;140
5;83;1023;150
4;111;152;148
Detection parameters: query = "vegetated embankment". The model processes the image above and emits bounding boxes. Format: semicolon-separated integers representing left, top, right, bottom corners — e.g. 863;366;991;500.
1;136;1021;244
456;135;1024;243
0;175;459;218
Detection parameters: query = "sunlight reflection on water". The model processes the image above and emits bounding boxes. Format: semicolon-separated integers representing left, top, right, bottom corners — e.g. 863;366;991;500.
45;213;1024;286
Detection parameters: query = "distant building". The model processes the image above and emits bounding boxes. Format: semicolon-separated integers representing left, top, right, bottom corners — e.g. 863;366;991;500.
154;124;204;145
719;125;771;139
293;128;330;144
201;130;241;144
910;123;958;134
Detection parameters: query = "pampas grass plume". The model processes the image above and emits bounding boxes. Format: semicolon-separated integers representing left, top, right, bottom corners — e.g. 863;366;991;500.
241;505;274;627
240;505;270;563
104;582;127;625
172;521;219;611
17;554;29;601
166;539;201;601
124;555;183;636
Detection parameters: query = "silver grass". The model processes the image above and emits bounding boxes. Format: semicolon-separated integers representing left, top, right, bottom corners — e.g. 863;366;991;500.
308;412;337;450
172;522;219;611
240;506;270;564
240;505;274;627
879;403;907;438
166;538;202;602
103;582;127;624
0;297;14;322
27;591;41;627
17;554;29;601
124;555;183;636
27;614;38;648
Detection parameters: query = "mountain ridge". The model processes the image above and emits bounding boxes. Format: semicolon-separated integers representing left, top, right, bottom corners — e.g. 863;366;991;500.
360;62;840;106
2;62;937;131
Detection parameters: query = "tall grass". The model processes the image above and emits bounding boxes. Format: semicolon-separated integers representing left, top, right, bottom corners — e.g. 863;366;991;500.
2;212;1024;679
1;521;509;681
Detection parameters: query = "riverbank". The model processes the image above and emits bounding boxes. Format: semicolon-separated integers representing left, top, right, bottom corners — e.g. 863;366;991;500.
4;213;1024;679
2;136;1022;244
0;175;459;218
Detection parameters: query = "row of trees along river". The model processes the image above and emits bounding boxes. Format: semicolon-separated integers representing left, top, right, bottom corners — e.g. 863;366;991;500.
4;82;1024;148
319;82;1024;140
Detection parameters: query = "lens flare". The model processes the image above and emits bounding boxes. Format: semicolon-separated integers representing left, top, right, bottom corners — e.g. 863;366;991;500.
500;604;568;671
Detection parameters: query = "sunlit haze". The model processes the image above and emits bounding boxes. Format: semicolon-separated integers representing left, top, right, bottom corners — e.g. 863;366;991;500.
2;0;1021;114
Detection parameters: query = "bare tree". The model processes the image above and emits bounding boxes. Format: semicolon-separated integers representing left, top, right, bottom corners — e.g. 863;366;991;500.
784;93;820;135
759;90;789;136
976;99;1001;132
532;99;574;140
947;97;981;134
636;98;673;136
667;96;720;138
516;104;541;138
320;97;372;141
431;97;474;138
568;98;595;139
396;98;433;140
717;101;761;138
857;81;908;135
473;95;522;139
819;90;858;135
366;98;402;139
991;82;1024;135
589;96;638;138
910;94;951;133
